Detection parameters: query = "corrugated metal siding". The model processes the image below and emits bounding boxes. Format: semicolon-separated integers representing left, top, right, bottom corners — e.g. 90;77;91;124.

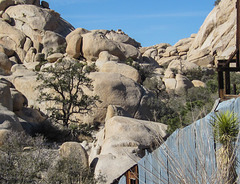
118;97;240;184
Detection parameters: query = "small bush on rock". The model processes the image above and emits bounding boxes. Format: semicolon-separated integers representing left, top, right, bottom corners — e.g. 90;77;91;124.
214;0;221;6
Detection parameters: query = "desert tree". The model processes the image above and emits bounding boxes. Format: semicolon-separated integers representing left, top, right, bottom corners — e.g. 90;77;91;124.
37;58;98;128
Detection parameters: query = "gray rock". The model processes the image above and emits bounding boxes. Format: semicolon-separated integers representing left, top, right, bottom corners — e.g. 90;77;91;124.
0;80;12;110
47;53;63;63
10;88;28;112
59;142;89;168
34;53;45;62
0;52;12;75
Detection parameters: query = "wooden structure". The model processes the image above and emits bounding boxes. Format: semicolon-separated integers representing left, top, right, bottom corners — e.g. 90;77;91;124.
217;0;240;100
126;165;138;184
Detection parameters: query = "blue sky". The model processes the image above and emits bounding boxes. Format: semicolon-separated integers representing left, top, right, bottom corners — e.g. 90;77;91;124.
47;0;215;47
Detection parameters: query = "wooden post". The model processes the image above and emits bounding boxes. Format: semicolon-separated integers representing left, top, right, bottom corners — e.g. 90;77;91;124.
236;0;240;67
225;63;231;95
126;165;138;184
218;70;224;99
233;84;237;94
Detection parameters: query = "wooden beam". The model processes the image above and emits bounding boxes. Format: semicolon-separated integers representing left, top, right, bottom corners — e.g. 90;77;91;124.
217;67;240;72
126;165;138;184
225;70;231;94
237;0;240;66
218;71;224;99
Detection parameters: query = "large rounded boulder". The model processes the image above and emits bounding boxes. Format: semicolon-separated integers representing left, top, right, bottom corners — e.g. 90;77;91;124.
6;5;74;39
82;31;126;61
85;72;151;124
90;116;168;183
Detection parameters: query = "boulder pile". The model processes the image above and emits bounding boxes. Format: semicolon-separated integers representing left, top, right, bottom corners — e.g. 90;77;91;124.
0;0;237;183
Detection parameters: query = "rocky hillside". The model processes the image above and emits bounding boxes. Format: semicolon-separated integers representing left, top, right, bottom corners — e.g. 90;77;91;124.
0;0;237;183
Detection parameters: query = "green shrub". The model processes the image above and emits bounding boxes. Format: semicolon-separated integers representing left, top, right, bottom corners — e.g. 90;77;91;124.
211;111;239;183
0;132;50;184
0;131;97;184
48;157;97;184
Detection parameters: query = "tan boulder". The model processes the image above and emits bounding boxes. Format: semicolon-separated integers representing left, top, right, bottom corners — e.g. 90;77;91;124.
0;80;12;111
192;80;207;88
164;78;177;91
66;34;82;59
23;62;40;71
177;45;190;53
179;51;188;57
174;37;193;48
0;44;14;57
105;30;141;48
47;53;63;63
24;47;36;63
23;37;33;52
118;42;142;61
65;28;89;43
168;59;199;72
82;31;126;61
10;88;28;112
187;0;236;65
8;65;39;108
0;105;23;131
163;46;178;57
187;48;211;63
42;31;66;57
105;105;131;122
0;129;10;146
85;72;147;123
0;19;26;48
90;116;168;184
191;55;214;67
34;53;45;62
99;61;140;82
164;68;175;79
143;48;158;59
14;107;46;125
96;51;120;62
175;74;194;94
157;56;180;66
6;4;74;42
59;142;89;168
0;52;12;75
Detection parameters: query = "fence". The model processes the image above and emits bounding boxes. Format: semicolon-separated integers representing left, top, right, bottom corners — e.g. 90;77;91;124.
118;97;240;184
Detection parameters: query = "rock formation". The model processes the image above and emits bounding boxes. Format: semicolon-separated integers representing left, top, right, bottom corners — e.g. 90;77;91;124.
0;0;237;183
